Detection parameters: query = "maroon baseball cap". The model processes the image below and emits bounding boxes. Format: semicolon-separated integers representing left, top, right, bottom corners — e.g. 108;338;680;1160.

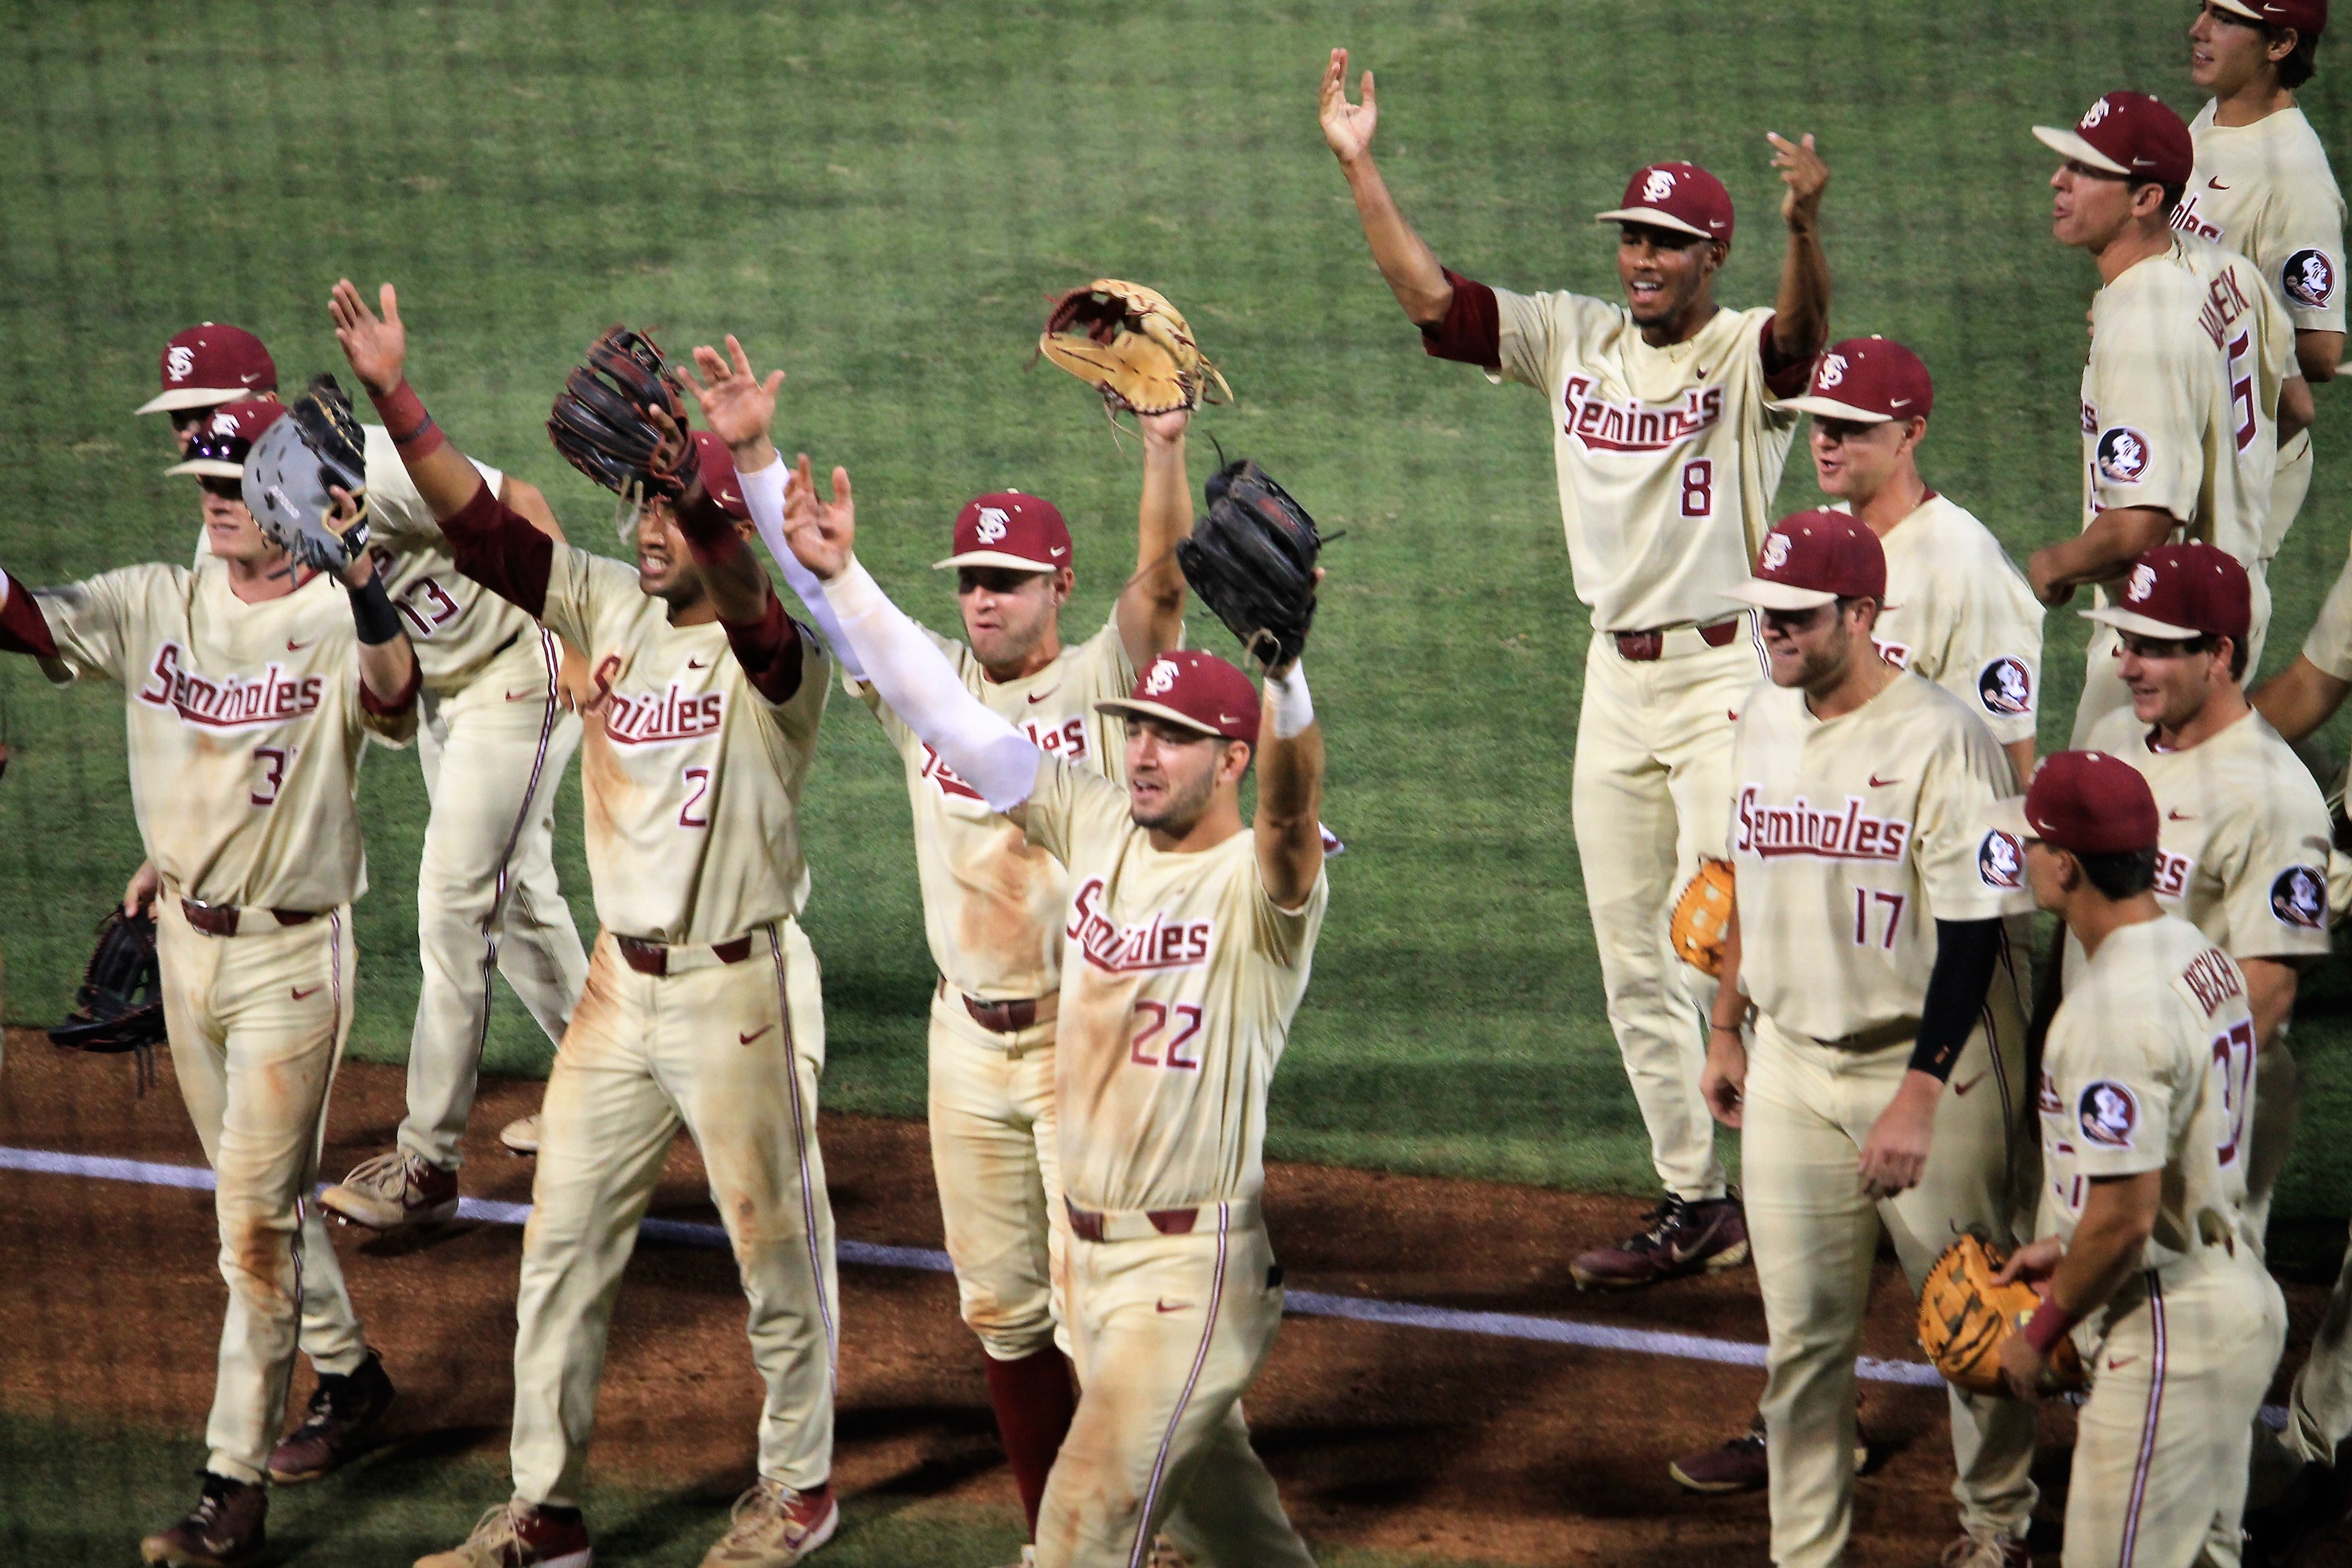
2082;541;2251;645
164;399;286;478
688;430;749;520
2212;0;2326;37
137;323;279;415
1778;336;1934;424
1595;162;1734;244
1723;509;1891;611
1984;750;2160;856
1097;650;1261;743
934;491;1072;573
2033;92;2195;188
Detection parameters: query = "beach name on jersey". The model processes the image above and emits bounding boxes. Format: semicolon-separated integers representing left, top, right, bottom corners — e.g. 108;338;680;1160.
1560;377;1723;453
1735;786;1912;862
2194;269;2252;350
136;644;322;728
1066;877;1214;974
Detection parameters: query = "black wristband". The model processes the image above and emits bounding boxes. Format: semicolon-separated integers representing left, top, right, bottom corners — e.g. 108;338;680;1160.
349;570;403;646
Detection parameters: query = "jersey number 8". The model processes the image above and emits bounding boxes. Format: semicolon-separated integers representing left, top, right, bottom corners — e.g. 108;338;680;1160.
1680;460;1714;519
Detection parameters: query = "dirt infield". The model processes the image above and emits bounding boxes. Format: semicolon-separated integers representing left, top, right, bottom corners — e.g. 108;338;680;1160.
4;1030;2346;1567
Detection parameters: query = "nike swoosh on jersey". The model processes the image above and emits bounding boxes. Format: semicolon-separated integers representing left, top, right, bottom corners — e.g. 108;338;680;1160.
1950;1071;1989;1097
291;986;323;1001
688;657;712;669
1727;710;1740;722
1868;774;1902;787
2169;809;2195;820
2208;177;2230;190
738;1025;774;1045
1026;685;1061;704
505;688;547;702
1154;1299;1191;1314
2109;1355;2138;1369
286;638;315;651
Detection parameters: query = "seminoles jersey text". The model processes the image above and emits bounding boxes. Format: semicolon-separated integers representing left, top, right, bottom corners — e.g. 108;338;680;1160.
590;656;725;747
1066;876;1215;974
1735;785;1913;862
1560;376;1725;453
135;643;324;729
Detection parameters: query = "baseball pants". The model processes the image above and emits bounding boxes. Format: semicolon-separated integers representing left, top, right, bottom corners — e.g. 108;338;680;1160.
156;895;369;1486
2065;1263;2285;1568
929;987;1070;1361
2072;567;2273;747
401;630;589;1173
1572;626;1759;1202
1036;1205;1315;1568
508;922;836;1506
1743;1008;2039;1568
2275;1232;2352;1471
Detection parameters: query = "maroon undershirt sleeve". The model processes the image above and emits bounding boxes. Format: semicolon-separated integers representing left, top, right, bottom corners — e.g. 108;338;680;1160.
676;487;805;704
439;481;555;620
1419;268;1502;369
0;577;59;659
1758;314;1815;398
359;659;423;718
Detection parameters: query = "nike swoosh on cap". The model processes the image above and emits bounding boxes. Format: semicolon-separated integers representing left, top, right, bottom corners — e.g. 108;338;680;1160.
241;372;262;383
1890;398;1912;407
1050;546;1068;557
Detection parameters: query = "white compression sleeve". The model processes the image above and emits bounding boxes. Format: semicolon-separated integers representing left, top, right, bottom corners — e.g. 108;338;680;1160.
823;558;1043;812
1265;661;1314;739
739;455;867;682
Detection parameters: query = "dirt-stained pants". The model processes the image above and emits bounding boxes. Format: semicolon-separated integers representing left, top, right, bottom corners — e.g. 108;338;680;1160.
1744;1007;2040;1568
157;895;368;1485
1572;627;1761;1204
509;923;836;1505
401;630;589;1173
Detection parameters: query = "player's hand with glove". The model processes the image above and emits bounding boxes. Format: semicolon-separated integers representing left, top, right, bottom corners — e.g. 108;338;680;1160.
1991;1238;2067;1402
1855;1071;1941;1199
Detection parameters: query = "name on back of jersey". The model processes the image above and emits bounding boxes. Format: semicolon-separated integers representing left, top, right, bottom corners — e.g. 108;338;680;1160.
1560;377;1724;453
2195;267;2253;350
1735;786;1911;862
136;643;322;729
1066;877;1213;974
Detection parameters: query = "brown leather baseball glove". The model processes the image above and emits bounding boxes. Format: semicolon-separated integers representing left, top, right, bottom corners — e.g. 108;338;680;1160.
1670;857;1737;976
1039;279;1231;417
1918;1234;2085;1397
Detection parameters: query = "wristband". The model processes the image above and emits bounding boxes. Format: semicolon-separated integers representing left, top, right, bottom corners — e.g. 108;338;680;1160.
2019;1293;2080;1357
348;570;403;646
1266;661;1314;739
368;379;446;460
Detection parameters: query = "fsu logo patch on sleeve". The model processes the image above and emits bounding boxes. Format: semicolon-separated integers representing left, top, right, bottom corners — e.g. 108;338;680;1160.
2078;1080;2139;1149
1977;830;2024;890
2096;427;2151;484
2272;864;2328;929
2285;249;2338;311
1977;656;2033;716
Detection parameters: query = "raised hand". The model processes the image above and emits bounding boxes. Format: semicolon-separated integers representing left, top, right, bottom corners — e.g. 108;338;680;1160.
328;280;407;395
782;451;856;581
1137;405;1190;445
1319;48;1378;163
1769;132;1828;230
680;336;784;460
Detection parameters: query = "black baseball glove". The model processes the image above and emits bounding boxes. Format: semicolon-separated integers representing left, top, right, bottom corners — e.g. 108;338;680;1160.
547;326;700;502
51;908;165;1055
1175;458;1323;669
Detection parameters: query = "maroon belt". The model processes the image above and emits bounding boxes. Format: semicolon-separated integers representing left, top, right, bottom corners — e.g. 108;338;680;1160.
965;994;1045;1033
1613;619;1743;662
180;899;318;938
1065;1200;1198;1242
615;933;754;977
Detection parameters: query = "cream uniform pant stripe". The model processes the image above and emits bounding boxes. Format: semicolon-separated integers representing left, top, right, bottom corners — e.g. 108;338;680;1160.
2122;1275;2168;1568
1130;1205;1232;1568
768;925;839;1376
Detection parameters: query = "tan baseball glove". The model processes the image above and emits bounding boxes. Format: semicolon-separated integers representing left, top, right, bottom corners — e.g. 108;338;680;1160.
1670;858;1737;976
1917;1234;2085;1396
1039;279;1232;417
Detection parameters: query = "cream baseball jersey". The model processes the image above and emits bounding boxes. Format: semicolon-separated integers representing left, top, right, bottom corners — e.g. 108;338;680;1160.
1730;673;2033;1042
861;613;1136;1001
1832;494;2044;748
540;547;829;944
359;427;542;694
2078;706;2331;962
1489;294;1801;631
2175;102;2348;335
2301;545;2352;679
1023;760;1328;1214
27;564;413;909
2038;916;2259;1299
2080;234;2292;569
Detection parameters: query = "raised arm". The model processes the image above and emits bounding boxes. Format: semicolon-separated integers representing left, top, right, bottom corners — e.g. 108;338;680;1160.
1767;132;1831;366
497;478;598;710
328;487;420;711
1118;407;1192;668
1320;48;1452;328
1254;661;1325;908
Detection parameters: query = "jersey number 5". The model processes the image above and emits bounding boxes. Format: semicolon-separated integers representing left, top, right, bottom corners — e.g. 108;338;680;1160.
2229;330;2257;455
1679;459;1714;519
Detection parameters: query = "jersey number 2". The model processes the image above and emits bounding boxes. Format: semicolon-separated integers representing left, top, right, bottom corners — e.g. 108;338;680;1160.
1679;460;1714;519
679;765;711;829
1130;1001;1204;1071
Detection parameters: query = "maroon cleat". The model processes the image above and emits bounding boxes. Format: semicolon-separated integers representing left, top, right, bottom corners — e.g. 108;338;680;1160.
269;1347;395;1482
1570;1193;1749;1289
140;1472;267;1566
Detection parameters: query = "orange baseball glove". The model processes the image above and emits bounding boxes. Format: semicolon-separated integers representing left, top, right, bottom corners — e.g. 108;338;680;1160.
1670;857;1737;977
1917;1234;2086;1397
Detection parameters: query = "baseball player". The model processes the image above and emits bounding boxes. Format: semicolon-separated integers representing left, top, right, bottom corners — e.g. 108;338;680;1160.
2177;0;2343;579
682;338;1192;1555
2024;91;2310;743
1700;513;2039;1568
1986;751;2287;1568
1320;47;1830;1284
771;424;1328;1568
135;321;593;1215
0;398;421;1566
328;282;841;1568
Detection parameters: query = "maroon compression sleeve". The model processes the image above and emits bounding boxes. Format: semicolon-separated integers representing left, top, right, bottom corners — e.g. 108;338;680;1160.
358;659;423;718
1759;314;1815;398
674;484;747;568
438;481;555;619
0;575;59;658
1419;269;1502;368
723;590;805;704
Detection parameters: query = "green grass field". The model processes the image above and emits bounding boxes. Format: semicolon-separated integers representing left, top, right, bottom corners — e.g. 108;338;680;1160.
5;0;2352;1222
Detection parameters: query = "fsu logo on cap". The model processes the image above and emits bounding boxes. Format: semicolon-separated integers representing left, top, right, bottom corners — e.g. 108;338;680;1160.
1816;353;1848;389
166;345;195;383
1142;658;1179;696
2286;249;2338;309
2082;96;2115;130
1978;656;2033;716
1977;830;2024;890
1760;533;1793;572
2125;562;2157;603
2078;1080;2138;1148
2097;427;2150;484
2273;864;2327;929
211;408;241;435
974;507;1010;544
1642;168;1676;203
